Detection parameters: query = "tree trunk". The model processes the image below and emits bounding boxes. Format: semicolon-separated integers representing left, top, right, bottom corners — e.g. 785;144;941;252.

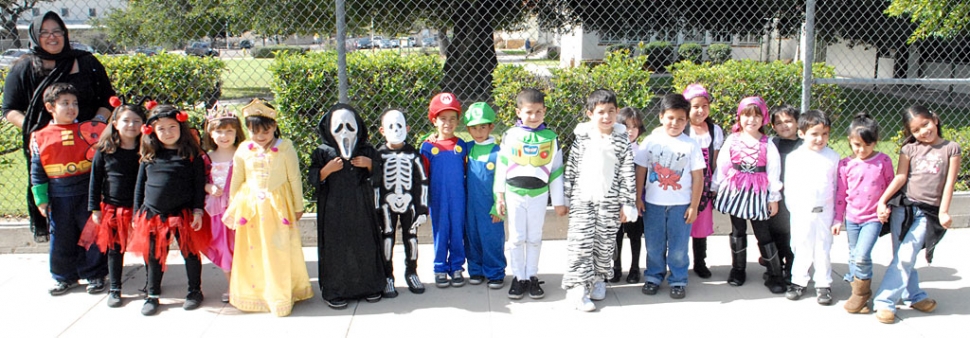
440;5;496;104
2;14;23;48
893;46;909;79
436;26;448;58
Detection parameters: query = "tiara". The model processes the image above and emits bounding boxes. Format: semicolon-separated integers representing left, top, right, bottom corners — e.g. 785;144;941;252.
206;102;238;121
241;98;277;119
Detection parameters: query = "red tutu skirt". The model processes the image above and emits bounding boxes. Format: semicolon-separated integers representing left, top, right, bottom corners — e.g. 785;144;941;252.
128;209;212;271
78;203;133;253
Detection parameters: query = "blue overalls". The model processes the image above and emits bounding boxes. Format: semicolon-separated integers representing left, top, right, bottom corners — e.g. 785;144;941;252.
421;138;467;274
464;141;506;281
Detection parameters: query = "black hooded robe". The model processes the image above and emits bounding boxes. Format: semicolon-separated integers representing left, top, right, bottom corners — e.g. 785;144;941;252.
309;104;385;301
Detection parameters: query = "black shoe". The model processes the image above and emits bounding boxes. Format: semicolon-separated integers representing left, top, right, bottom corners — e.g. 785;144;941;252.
670;286;686;299
528;276;545;299
508;278;528;300
434;273;450;288
816;287;833;305
693;263;712;279
183;291;204;310
608;267;622;283
786;284;805;300
487;279;505;289
641;282;659;295
141;298;160;316
86;277;106;294
626;268;640;284
728;269;746;286
49;280;78;296
383;278;398;298
365;293;382;303
107;290;123;308
450;271;466;287
325;298;349;309
469;275;486;285
405;274;425;294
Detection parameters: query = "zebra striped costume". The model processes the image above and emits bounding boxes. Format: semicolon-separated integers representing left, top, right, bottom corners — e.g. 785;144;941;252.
561;122;637;290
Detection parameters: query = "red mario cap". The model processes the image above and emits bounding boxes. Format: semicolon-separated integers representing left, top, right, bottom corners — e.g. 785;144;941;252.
428;92;462;122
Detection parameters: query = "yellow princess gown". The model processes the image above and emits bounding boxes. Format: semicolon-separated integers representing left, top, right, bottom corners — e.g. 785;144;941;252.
224;138;312;316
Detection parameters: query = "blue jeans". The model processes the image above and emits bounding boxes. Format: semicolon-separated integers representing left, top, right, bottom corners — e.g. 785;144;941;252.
643;203;691;287
843;220;881;281
873;206;929;312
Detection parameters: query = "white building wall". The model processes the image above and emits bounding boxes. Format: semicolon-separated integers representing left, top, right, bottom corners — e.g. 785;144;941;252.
18;0;127;28
559;25;606;68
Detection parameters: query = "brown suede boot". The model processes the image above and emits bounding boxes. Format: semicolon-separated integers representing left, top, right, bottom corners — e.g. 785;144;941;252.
844;278;872;314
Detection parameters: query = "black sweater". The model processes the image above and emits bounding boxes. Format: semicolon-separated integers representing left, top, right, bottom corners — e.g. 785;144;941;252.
89;148;141;211
133;149;206;218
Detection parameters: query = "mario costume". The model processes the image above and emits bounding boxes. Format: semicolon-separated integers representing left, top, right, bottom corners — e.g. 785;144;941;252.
420;93;468;287
30;121;108;291
463;102;506;286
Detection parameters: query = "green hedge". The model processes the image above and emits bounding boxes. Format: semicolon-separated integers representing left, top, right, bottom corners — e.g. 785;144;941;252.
252;46;309;59
671;59;842;131
639;41;675;72
97;54;225;109
707;43;732;64
493;51;653;149
0;68;18;157
678;43;703;64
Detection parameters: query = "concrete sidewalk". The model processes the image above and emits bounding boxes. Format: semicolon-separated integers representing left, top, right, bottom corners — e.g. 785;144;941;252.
1;230;968;338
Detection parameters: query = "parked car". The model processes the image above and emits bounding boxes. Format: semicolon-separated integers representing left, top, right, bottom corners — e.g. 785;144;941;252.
373;36;386;48
134;46;161;56
239;40;253;49
185;42;220;57
0;48;29;68
388;38;400;48
422;37;437;47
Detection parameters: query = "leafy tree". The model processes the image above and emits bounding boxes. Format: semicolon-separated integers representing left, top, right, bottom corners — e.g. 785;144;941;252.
886;0;970;42
1;0;55;48
96;0;231;49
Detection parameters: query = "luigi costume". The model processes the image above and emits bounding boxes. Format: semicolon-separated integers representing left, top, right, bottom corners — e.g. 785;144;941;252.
462;103;507;288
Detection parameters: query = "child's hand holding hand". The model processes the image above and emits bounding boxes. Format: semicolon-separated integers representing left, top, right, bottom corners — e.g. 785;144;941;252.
768;201;779;217
877;203;890;223
555;205;568;216
412;214;427;228
496;195;507;217
350;156;372;171
91;210;102;224
191;209;203;231
831;222;842;235
206;183;223;197
684;206;697;224
636;199;645;213
38;203;48;217
940;212;952;229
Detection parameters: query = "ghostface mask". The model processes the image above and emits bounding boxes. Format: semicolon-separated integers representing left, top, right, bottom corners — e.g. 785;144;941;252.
330;108;358;160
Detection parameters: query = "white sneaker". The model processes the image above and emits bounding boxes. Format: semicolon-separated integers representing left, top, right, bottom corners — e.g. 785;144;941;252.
590;280;606;301
568;287;595;312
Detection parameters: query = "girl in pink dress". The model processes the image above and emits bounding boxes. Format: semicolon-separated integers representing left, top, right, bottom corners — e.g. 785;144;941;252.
202;106;245;303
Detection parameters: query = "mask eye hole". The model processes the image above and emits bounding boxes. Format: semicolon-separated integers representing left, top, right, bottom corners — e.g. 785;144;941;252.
347;123;356;132
334;125;343;133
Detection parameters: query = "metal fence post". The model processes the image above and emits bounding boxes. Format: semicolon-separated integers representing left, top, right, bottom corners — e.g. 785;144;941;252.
335;0;349;104
801;0;816;113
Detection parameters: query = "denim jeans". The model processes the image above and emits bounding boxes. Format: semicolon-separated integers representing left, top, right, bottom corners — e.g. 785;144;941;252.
873;206;929;312
843;220;882;281
643;203;691;287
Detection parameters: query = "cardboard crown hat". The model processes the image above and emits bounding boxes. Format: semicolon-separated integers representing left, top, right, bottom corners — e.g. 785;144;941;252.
241;98;277;119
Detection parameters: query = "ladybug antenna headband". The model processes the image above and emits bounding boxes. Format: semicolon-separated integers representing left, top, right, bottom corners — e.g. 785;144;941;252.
109;95;155;111
141;105;189;135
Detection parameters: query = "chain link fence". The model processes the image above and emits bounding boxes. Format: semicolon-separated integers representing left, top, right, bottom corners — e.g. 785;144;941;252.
1;0;969;216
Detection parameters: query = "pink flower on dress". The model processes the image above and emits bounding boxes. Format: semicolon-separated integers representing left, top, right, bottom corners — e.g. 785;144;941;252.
248;143;255;151
239;217;247;225
271;147;278;152
282;218;291;225
257;191;266;200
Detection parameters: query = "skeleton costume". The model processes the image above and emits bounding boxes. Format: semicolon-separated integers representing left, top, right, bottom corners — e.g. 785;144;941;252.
309;104;385;304
375;109;428;295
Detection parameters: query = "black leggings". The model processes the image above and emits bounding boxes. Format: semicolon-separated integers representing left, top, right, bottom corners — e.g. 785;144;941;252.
614;218;644;270
146;232;202;296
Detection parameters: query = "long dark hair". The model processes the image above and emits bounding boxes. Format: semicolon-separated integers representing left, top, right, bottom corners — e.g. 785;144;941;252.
901;105;944;145
96;105;147;154
140;105;202;162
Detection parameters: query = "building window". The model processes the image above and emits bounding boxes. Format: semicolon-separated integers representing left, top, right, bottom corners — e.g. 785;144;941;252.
89;8;97;17
31;8;40;16
61;8;69;17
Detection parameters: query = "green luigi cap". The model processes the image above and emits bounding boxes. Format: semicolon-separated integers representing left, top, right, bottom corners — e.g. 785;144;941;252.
463;102;496;126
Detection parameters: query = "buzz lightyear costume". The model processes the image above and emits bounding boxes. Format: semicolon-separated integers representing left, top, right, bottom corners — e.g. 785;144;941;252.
495;120;565;282
463;103;506;283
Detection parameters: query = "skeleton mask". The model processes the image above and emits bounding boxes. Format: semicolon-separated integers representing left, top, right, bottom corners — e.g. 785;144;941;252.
330;108;358;160
381;110;408;144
